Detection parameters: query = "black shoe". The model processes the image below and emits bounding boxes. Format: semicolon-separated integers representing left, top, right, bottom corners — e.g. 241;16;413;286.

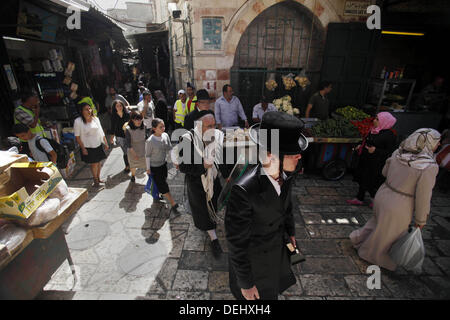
210;239;222;258
131;176;136;183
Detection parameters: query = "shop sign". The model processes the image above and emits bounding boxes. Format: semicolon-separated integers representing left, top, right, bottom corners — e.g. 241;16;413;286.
202;18;222;50
16;0;59;43
344;1;371;16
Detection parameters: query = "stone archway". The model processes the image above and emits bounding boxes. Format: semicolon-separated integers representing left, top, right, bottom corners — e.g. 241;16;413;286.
222;0;339;65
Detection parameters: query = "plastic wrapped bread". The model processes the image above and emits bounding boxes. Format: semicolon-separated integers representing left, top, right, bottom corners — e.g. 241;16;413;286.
26;198;61;227
48;179;69;200
0;223;27;253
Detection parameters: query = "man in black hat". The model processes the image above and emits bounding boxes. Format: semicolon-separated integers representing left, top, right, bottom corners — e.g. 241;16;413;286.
225;111;308;300
183;89;211;131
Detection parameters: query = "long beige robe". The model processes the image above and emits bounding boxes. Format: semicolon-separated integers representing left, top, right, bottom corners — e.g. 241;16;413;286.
349;155;438;271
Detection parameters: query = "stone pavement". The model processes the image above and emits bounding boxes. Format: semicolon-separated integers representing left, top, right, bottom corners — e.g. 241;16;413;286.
36;146;450;300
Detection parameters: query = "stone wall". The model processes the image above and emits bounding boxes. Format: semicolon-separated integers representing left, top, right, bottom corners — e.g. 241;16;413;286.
163;0;375;100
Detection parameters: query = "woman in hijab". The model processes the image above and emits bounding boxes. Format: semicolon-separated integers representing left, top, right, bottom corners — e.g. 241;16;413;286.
347;112;398;207
349;128;441;271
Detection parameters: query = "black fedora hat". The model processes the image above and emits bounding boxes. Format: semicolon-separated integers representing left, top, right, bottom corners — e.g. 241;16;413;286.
249;111;308;155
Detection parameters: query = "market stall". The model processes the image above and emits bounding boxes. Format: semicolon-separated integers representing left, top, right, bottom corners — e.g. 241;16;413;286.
0;151;87;299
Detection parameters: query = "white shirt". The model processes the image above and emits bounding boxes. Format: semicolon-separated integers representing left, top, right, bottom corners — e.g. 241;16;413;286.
74;116;105;148
261;167;287;196
137;100;155;128
252;103;277;121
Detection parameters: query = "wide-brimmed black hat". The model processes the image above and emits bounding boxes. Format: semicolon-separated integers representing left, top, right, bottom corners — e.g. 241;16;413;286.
249;111;308;155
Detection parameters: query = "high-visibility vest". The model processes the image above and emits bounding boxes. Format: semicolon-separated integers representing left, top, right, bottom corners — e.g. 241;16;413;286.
174;100;187;125
78;96;98;116
14;105;46;142
187;95;197;113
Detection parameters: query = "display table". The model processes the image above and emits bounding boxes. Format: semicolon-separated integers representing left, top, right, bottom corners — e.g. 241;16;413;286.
0;188;87;299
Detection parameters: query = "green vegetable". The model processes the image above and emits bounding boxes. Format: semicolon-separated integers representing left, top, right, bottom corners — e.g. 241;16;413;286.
335;106;370;121
311;118;360;138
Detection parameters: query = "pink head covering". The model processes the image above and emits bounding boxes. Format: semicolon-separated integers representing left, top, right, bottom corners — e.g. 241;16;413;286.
370;112;397;134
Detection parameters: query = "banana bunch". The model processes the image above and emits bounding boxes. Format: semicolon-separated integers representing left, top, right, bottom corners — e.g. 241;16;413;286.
282;76;296;90
265;79;278;91
295;76;310;88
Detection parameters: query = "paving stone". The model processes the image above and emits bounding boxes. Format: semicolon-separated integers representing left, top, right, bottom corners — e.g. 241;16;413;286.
72;292;101;300
344;275;392;297
294;226;310;239
292;186;308;195
431;207;450;218
178;250;229;272
422;257;444;276
305;187;339;196
299;274;351;296
432;197;450;206
298;195;348;205
434;257;450;275
211;293;235;300
306;225;357;239
381;274;436;299
421;276;450;299
298;257;359;274
127;277;158;294
208;271;230;293
98;293;138;300
297;239;341;256
166;291;211;300
283;275;304;296
157;258;179;290
172;270;209;291
301;212;323;224
285;296;325;300
435;240;450;256
424;241;441;257
299;205;336;213
433;216;450;233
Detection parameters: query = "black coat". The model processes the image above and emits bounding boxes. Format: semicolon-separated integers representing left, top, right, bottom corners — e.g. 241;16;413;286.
354;129;397;192
225;164;296;300
178;131;223;231
183;109;200;131
155;100;168;124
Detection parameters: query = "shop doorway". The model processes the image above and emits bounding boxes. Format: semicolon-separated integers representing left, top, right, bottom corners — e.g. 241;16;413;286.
230;1;325;121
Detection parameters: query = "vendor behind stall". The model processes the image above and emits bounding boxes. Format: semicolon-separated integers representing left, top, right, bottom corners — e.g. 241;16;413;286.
252;96;277;123
215;84;249;130
305;81;332;120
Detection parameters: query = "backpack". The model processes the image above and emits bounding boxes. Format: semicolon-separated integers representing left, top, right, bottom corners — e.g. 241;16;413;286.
35;136;70;169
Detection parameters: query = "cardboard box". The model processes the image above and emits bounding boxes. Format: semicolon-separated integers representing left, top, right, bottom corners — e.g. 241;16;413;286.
0;162;63;221
0;152;29;185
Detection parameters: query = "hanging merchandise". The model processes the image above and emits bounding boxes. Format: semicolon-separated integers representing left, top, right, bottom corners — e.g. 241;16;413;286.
42;60;53;73
272;95;300;116
52;59;63;72
295;69;310;90
88;41;104;76
64;62;75;77
265;73;278;91
282;73;296;90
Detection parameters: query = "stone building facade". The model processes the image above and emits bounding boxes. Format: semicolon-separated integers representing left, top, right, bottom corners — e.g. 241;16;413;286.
160;0;374;103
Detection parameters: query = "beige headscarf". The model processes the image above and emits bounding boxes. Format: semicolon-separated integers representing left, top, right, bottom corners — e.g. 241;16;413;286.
395;128;441;170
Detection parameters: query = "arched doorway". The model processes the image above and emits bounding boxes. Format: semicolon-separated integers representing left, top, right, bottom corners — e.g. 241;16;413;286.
230;1;325;121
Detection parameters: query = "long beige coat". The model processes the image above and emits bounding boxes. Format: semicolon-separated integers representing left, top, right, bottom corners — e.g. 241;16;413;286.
350;155;438;271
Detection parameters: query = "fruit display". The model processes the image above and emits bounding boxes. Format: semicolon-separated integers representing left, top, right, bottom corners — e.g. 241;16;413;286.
335;106;370;121
350;117;375;138
273;95;300;116
295;75;310;88
265;79;277;91
282;76;296;90
311;118;360;138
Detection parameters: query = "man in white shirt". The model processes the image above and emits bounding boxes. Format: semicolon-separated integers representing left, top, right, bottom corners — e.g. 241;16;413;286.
214;84;248;130
137;90;154;129
252;96;277;123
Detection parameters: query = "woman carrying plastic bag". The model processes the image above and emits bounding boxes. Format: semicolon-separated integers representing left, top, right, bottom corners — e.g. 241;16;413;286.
349;128;441;271
389;227;425;273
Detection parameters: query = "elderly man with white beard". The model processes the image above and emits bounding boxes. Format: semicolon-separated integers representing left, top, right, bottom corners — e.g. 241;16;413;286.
174;111;225;258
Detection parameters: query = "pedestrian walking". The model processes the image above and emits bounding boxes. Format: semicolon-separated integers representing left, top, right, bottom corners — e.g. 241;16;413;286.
125;111;148;182
347;112;397;207
350;128;441;271
153;90;169;127
74;102;109;187
145;118;179;214
13;124;57;163
175;111;224;258
137;90;154;131
110;100;131;173
225;111;308;300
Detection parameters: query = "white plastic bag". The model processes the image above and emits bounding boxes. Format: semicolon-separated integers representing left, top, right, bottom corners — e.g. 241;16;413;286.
0;223;27;252
48;179;69;200
389;227;425;273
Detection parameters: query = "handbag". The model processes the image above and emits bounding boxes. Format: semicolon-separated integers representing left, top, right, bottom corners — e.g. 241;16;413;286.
144;173;160;199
